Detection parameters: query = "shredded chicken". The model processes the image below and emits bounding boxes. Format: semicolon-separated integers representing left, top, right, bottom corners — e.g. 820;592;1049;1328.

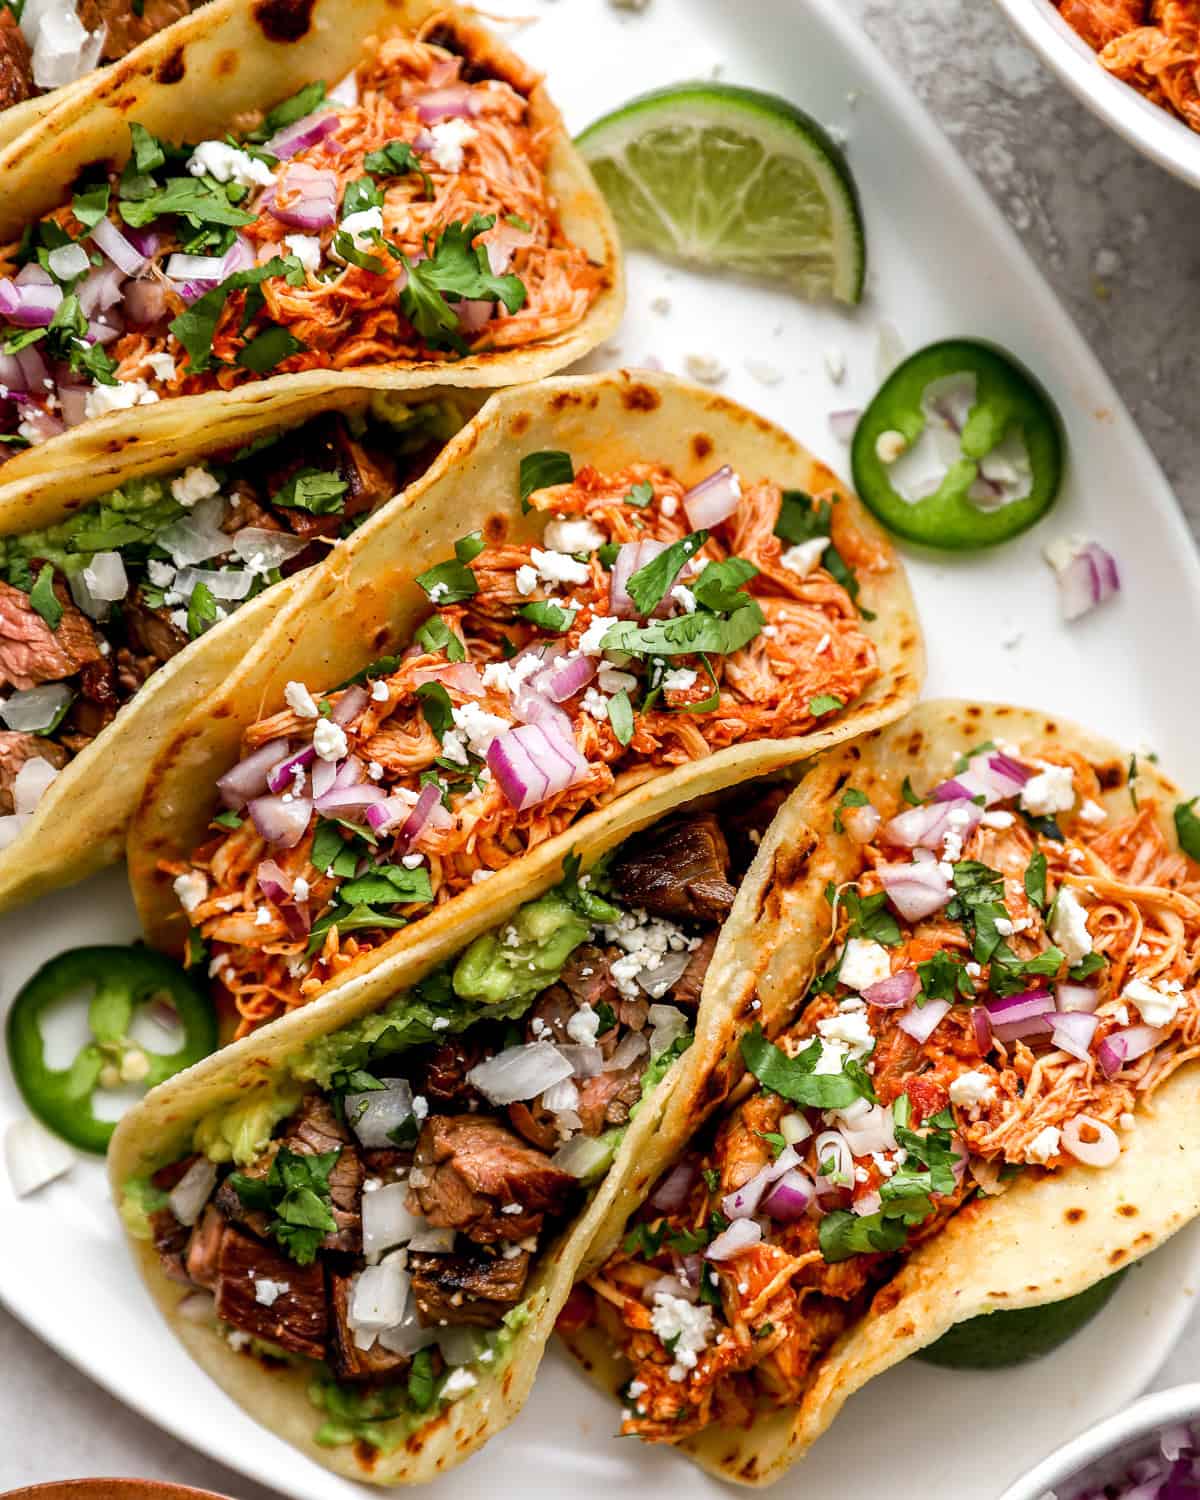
1056;1;1200;132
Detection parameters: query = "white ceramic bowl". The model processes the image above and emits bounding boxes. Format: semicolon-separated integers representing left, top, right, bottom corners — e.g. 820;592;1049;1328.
991;0;1200;189
999;1383;1200;1500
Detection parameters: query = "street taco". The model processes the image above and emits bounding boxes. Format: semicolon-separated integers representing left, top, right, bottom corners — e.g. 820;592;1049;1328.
0;0;621;492
127;370;923;1038
110;788;793;1484
0;3;207;151
0;385;471;910
560;700;1200;1486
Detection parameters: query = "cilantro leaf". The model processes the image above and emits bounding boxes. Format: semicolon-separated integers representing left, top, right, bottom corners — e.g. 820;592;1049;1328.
251;82;328;142
236;324;307;373
1175;798;1200;862
519;600;576;633
818;1208;909;1262
600;600;764;659
339;865;434;906
414;615;466;662
626;530;708;615
774;489;831;544
28;565;62;631
71;179;111;230
833;786;868;834
520;449;574;504
119;176;257;231
415;681;454;739
416;554;477;604
691;556;758;613
917;950;974;1004
169;255;304;373
187;580;219;638
406;1348;437;1411
305;903;410;956
363;139;433;198
810;693;845;717
833;886;901;946
273;467;348;514
455;531;485;564
740;1023;874;1109
901;776;921;806
608;689;634;746
400;214;526;350
342;175;384;217
1024;849;1048;910
624;480;654;508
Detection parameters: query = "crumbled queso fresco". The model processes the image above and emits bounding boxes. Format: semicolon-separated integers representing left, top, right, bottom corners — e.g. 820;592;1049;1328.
650;1291;714;1381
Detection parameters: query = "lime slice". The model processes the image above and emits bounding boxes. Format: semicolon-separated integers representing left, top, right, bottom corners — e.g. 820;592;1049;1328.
577;82;865;304
916;1270;1127;1370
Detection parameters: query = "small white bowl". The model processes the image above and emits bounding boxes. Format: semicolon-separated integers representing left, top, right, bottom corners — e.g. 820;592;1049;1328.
999;1383;1200;1500
990;0;1200;190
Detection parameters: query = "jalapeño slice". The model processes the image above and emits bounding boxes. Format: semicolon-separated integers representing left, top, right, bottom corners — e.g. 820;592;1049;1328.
6;945;217;1154
851;339;1064;550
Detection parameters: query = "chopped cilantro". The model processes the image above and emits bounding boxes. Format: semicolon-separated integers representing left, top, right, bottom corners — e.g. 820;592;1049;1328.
901;776;921;807
363;140;433;198
701;1167;720;1193
627;530;708;615
414;615;466;663
415;681;454;740
400;214;526;351
1022;810;1064;842
519;449;574;504
607;689;634;746
1175;798;1200;862
599;600;764;660
833;786;868;835
213;809;243;831
273;467;348;515
416;554;478;605
186;581;219;638
828;884;902;946
917;950;974;1004
71;179;111;230
624;480;654;508
251;82;328;142
740;1023;874;1109
339;865;434;907
236;325;307;373
1069;952;1106;981
28;565;62;631
228;1146;338;1265
519;600;576;632
758;1131;788;1158
406;1348;437;1411
623;1220;666;1257
169;255;304;373
691;556;757;613
305;903;409;956
809;693;845;717
1024;849;1048;910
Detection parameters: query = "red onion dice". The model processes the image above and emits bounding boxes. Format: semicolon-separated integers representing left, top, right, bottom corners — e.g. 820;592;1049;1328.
1055;982;1100;1014
331;684;369;726
971;1005;993;1053
897;997;951;1044
881;797;982;851
1050;1010;1098;1062
265;108;341;159
861;967;919;1009
704;1217;762;1261
266;744;315;794
255;858;294;904
609;538;671;620
1097;1024;1164;1078
0;277;61;327
878;860;952;922
269;163;339;231
248;791;313;848
216;738;291;809
416;86;479;123
487;721;588;812
760;1168;814;1222
1051;539;1121;622
649;1161;696;1213
682;465;741;530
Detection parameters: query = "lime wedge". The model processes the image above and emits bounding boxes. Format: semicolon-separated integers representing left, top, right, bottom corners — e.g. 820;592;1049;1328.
577;82;865;304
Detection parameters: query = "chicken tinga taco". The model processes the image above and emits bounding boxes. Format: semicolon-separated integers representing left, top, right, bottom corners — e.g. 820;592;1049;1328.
0;388;468;909
559;700;1200;1487
0;2;205;150
0;0;620;490
111;791;787;1484
128;372;922;1039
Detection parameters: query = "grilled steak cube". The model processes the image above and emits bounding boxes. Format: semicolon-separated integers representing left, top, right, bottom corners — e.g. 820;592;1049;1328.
670;930;718;1008
326;1270;410;1383
184;1204;225;1291
409;1115;576;1245
610;813;735;923
279;1094;364;1253
148;1209;191;1285
409;1247;531;1328
576;1066;644;1136
0;733;68;815
558;946;623;1016
420;1037;484;1107
0;578;103;692
0;11;34;108
214;1225;327;1360
123;591;188;668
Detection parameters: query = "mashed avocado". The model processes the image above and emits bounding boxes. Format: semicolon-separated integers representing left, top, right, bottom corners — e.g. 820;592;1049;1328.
193;1080;304;1166
453;891;590;1006
367;393;470;451
0;475;185;586
309;1301;533;1452
119;1175;170;1240
295;890;590;1089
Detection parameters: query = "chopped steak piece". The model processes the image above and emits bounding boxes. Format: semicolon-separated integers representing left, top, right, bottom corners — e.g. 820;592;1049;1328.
610;813;736;923
258;414;396;541
558;945;622;1016
410;1115;576;1245
507;1099;560;1154
222;481;281;535
420;1037;484;1107
77;0;192;61
361;1147;412;1182
670;930;718;1009
149;1208;191;1285
0;732;68;814
185;1204;225;1291
0;11;34;109
576;1066;643;1136
0;579;103;691
114;645;159;698
523;983;577;1045
327;1270;409;1382
215;1225;327;1360
409;1247;531;1328
214;1147;274;1241
279;1094;363;1252
123;591;188;668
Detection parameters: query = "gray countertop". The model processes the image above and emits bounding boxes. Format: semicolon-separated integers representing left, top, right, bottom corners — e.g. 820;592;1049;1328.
3;0;1197;1492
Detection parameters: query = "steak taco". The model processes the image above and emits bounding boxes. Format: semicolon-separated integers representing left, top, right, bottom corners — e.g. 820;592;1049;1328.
110;788;795;1484
0;2;206;151
126;370;923;1038
0;0;621;492
560;700;1200;1486
0;386;470;910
